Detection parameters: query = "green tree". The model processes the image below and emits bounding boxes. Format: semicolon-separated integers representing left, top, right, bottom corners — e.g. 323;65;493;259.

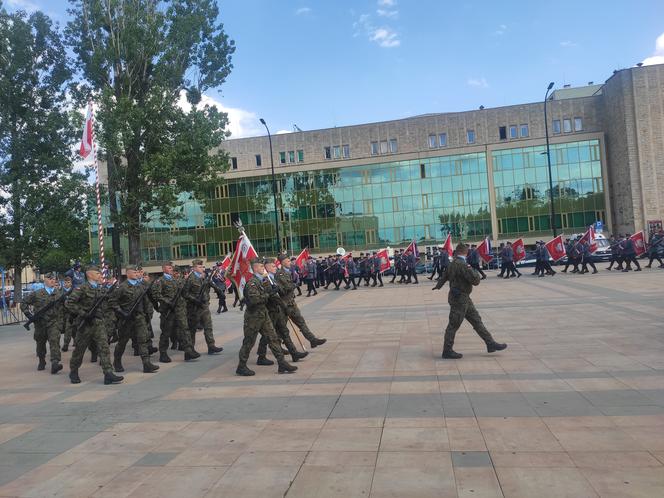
0;6;89;300
66;0;235;263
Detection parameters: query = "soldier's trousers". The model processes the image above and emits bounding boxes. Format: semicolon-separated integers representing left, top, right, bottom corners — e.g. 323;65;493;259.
187;304;215;346
284;303;316;342
71;320;112;374
443;293;494;351
257;309;298;357
34;323;61;363
238;309;284;365
63;316;73;347
160;306;194;353
114;314;150;359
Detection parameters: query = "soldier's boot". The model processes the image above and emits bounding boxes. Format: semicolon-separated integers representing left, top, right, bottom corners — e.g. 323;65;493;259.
256;355;274;366
487;341;508;353
51;362;63;374
37;356;46;371
178;343;185;351
281;348;290;355
61;344;68;352
148;345;158;355
159;352;172;363
236;362;255;376
310;337;327;348
442;349;463;359
170;341;178;350
208;345;223;355
104;372;124;385
90;351;98;363
277;360;297;374
113;353;125;373
133;346;140;356
291;351;308;362
142;358;160;373
69;369;81;384
184;349;200;361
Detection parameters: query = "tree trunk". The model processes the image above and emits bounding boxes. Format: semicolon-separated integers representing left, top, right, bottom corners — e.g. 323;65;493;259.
12;264;22;304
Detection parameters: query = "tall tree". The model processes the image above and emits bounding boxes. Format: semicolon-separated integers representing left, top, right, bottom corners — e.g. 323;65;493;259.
0;6;89;299
66;0;235;263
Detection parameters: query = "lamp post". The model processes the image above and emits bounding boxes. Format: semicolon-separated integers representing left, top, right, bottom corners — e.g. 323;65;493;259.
259;118;281;253
543;82;557;237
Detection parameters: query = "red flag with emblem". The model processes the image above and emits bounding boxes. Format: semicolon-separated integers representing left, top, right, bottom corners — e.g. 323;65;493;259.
228;233;258;299
441;234;453;257
512;238;526;262
630;231;646;256
295;248;309;271
79;103;94;158
219;255;232;288
578;226;598;253
404;239;419;257
477;237;493;263
376;249;391;272
545;235;566;261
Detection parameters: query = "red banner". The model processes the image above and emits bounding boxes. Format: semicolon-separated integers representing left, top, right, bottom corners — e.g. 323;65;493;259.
630;231;646;256
477;237;493;263
512;238;526;262
578;226;598;253
404;240;419;257
442;234;453;257
377;249;391;272
295;248;309;271
545;235;566;261
219;255;232;287
228;234;258;299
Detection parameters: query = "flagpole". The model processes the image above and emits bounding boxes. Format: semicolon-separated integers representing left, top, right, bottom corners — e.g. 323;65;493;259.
89;102;106;276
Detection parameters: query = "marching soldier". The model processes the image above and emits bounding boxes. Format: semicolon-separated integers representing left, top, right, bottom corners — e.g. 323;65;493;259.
390;250;402;283
64;265;123;384
467;245;485;279
61;276;74;352
405;249;419;284
428;249;442;280
645;229;664;268
212;267;228;313
371;251;384;287
304;256;318;296
606;235;624;271
579;240;598;274
621;234;642;272
183;259;224;355
20;272;65;373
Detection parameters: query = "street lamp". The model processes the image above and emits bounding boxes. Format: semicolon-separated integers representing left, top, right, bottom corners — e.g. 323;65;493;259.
543;82;557;237
259;118;281;253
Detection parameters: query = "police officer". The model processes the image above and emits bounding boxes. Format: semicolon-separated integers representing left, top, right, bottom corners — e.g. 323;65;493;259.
621;234;642;272
370;252;384;287
212;267;228;314
428;249;442;280
390;251;402;284
645;229;664;268
579;240;598;274
405;250;419;284
467;245;486;279
561;238;580;273
304;256;318;296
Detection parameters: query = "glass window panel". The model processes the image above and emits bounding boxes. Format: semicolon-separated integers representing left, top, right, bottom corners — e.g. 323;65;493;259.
574;117;583;131
552;120;561;134
509;125;518;139
428;134;437;148
439;133;447;146
467;129;475;144
520;124;529;137
563;119;572;133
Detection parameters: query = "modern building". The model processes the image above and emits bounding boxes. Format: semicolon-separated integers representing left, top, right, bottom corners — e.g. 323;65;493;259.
90;63;664;270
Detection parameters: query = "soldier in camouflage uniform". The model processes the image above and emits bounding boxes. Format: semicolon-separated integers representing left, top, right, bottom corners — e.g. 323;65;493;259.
64;265;123;384
60;276;74;352
236;258;298;376
440;244;507;359
20;272;65;373
183;259;223;355
275;255;327;348
155;261;200;363
109;265;159;373
256;260;309;365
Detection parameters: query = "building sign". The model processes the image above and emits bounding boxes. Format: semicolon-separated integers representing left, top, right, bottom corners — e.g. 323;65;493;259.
647;220;663;235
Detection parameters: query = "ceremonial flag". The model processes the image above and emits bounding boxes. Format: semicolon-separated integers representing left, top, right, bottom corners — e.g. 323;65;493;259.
441;234;453;258
630;231;646;256
477;237;493;263
404;239;419;257
228;233;258;299
295;248;309;270
377;249;391;272
545;235;566;261
219;255;232;288
578;226;598;253
79;103;94;158
512;238;526;262
340;251;353;261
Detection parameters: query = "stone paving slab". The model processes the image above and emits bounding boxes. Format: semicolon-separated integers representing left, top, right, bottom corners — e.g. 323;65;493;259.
0;269;663;497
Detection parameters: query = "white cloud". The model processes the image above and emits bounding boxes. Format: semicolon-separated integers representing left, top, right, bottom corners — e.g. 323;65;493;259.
643;32;664;66
353;12;401;48
377;9;398;18
467;77;489;89
377;0;397;5
495;24;507;35
295;7;311;16
560;40;578;47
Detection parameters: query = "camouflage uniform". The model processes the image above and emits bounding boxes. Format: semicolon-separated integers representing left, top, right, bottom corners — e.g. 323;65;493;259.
20;287;64;368
61;286;74;350
183;272;217;348
257;273;303;361
275;267;320;346
155;274;195;354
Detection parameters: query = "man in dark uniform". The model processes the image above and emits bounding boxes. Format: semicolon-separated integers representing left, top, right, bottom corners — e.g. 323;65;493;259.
390;251;402;283
439;244;507;359
405;250;419;284
64;262;85;288
212;266;228;313
621;234;642;272
645;229;664;268
606;235;624;271
579;240;598;274
304;256;318;296
61;276;75;352
428;249;442;280
370;252;383;287
561;238;580;273
183;259;224;355
467;245;485;279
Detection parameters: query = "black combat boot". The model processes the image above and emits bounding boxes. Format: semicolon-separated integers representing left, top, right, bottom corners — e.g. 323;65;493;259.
257;355;274;366
277;360;298;374
113;355;124;373
487;342;508;353
310;337;327;348
442;349;463;359
148;345;158;355
184;350;200;361
90;351;98;363
104;372;124;385
291;351;308;362
37;356;46;371
178;343;185;351
208;345;223;355
159;352;172;363
51;362;63;374
61;344;68;352
69;369;81;384
142;358;160;373
236;362;255;376
170;341;178;350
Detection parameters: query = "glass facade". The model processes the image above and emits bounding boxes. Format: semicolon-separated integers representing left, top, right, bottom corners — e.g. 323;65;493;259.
89;139;606;264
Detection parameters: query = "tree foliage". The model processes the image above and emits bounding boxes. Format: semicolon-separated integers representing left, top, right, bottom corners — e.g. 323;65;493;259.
66;0;236;263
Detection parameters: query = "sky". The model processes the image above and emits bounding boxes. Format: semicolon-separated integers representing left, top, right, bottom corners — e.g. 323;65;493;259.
5;0;664;139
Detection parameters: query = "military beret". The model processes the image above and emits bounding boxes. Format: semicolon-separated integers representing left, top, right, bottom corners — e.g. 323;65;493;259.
126;263;142;271
277;254;289;263
85;264;100;272
192;259;204;266
43;272;56;279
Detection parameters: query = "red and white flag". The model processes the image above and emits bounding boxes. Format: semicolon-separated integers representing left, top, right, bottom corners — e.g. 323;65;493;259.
228;233;258;299
630;231;646;256
578;226;598;253
79;103;94;158
377;249;391;272
477;237;493;263
404;239;419;258
219;255;232;288
545;235;566;261
441;234;453;257
512;238;526;262
295;248;309;271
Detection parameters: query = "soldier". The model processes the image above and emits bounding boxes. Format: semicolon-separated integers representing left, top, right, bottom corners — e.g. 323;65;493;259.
405;250;419;284
371;251;384;287
358;253;369;286
20;272;65;373
61;276;74;352
65;265;123;384
440;244;507;359
467;245;486;279
183;259;224;355
64;262;85;288
212;267;228;313
428;249;441;280
645;229;664;268
304;256;318;296
275;254;327;348
621;234;642;272
154;261;201;364
579;240;598;274
141;269;159;356
236;258;298;376
390;250;402;283
606;235;624;271
343;256;358;290
315;257;324;288
561;238;580;273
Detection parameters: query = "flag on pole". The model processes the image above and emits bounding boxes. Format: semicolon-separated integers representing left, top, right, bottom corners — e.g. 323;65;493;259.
512;238;526;262
404;239;419;258
545;235;566;261
630;231;646;256
219;255;232;288
377;249;391;272
578;226;598;253
79;104;94;158
295;248;309;271
228;233;258;299
477;237;493;263
441;234;453;258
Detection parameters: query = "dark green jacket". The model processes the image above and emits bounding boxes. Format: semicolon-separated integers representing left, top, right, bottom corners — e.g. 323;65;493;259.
274;268;297;305
64;281;107;323
447;257;481;295
20;287;64;328
183;272;210;306
108;280;149;319
243;275;270;315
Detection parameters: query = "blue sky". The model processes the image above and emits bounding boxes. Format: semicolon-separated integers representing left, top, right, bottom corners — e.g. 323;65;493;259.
6;0;664;138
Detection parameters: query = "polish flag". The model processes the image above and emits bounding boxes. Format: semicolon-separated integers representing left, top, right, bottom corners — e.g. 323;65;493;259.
545;235;566;261
228;233;258;299
477;237;493;263
404;239;419;258
377;249;391;272
79;103;94;158
441;234;453;258
219;255;232;288
578;226;598;253
630;231;646;256
295;248;309;271
512;238;526;262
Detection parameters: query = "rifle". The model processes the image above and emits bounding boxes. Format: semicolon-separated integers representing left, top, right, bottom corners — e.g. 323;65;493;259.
163;278;185;319
193;268;219;305
23;291;68;330
75;282;118;334
116;279;155;321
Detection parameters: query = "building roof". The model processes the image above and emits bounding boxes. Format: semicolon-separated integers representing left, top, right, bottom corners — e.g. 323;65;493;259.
550;84;603;100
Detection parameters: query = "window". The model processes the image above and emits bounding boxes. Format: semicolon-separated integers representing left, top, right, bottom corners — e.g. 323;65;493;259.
342;144;350;158
499;126;507;140
428;134;437;148
439;133;447;147
288;150;295;163
255;154;262;167
332;145;341;159
574;117;583;131
214;184;228;198
196;243;207;258
392;197;399;211
231;157;238;170
421;193;429;208
380;140;388;154
420;163;426;179
520;124;529;137
563;119;572;133
172;245;181;259
365;229;377;245
552;120;561;134
216;213;231;227
297;149;304;162
509;125;518;139
324;146;331;160
279;151;286;164
389;138;397;153
219;241;233;256
370;141;379;155
466;129;475;144
363;199;373;214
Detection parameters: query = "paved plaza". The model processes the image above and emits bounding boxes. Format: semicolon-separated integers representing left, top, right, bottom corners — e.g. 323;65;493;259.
0;270;663;497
